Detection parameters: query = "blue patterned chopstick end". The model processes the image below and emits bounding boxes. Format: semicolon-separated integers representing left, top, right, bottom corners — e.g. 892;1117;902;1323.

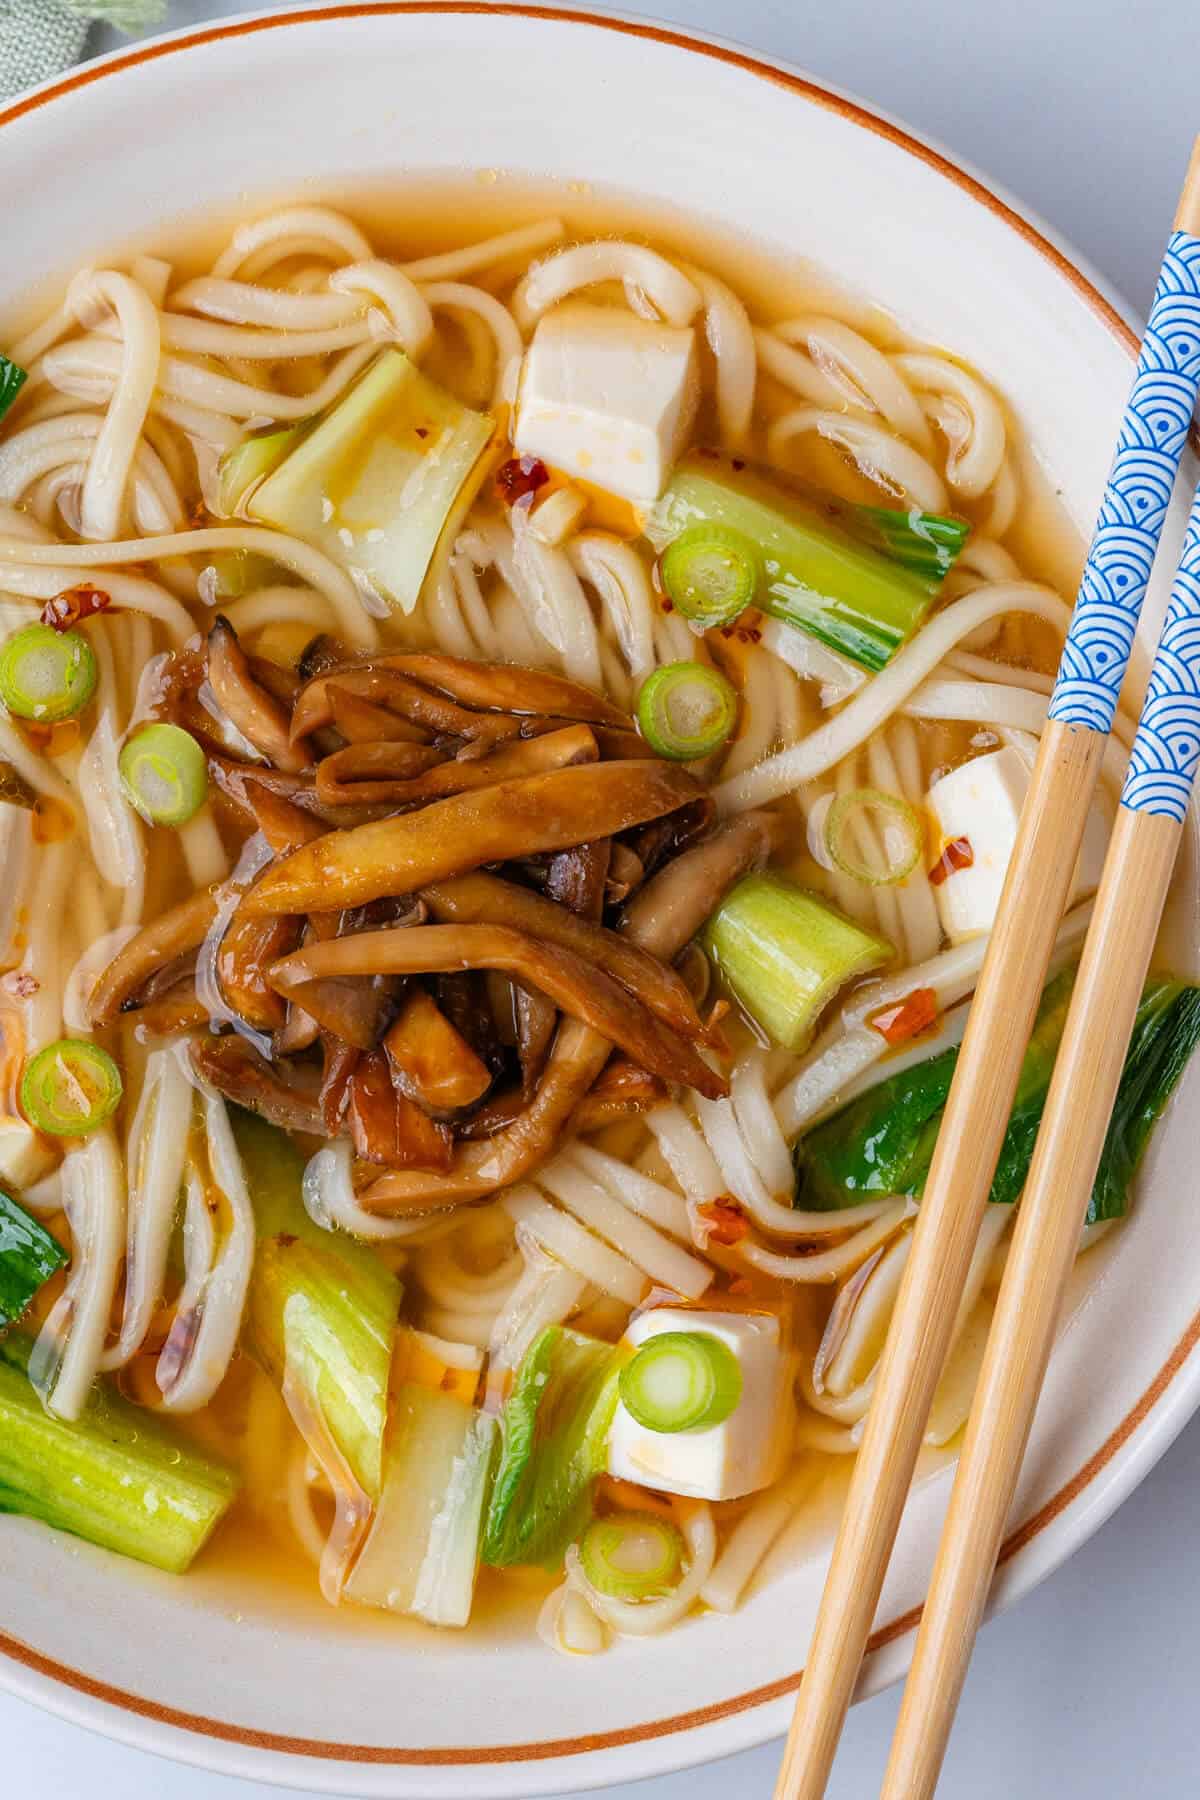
1048;229;1200;737
1122;498;1200;820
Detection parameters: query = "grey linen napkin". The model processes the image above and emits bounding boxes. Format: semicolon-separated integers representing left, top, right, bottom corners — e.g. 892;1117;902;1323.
0;0;165;103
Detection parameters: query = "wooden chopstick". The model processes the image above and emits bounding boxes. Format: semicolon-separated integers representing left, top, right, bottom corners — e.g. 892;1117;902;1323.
882;478;1200;1789
774;138;1200;1800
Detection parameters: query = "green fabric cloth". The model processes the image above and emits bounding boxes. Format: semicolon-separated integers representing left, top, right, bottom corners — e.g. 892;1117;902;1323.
0;0;165;103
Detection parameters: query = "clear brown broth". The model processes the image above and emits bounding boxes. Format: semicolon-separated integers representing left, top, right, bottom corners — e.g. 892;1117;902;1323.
6;173;1192;1631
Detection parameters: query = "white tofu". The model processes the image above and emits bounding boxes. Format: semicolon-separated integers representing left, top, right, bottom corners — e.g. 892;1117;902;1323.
514;302;699;505
927;746;1109;943
607;1306;793;1502
0;1116;56;1189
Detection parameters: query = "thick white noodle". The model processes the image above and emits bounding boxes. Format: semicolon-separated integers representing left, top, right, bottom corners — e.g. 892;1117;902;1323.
535;1157;713;1299
567;1143;693;1243
487;1236;590;1376
35;1128;126;1421
420;281;524;404
566;1500;716;1637
101;1045;193;1370
701;1465;814;1612
67;271;161;542
501;1185;647;1306
714;583;1074;813
158;1090;256;1412
514;242;702;333
400;218;566;283
891;352;1007;498
774;899;1094;1139
0;525;375;646
210;206;371;280
680;262;756;448
766;407;947;511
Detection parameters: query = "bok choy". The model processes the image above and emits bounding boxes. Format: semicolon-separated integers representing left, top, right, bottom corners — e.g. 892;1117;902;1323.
0;1331;238;1573
795;972;1200;1224
247;350;494;613
704;873;892;1053
345;1331;492;1628
0;1191;67;1328
235;1112;401;1499
647;456;967;671
482;1325;623;1570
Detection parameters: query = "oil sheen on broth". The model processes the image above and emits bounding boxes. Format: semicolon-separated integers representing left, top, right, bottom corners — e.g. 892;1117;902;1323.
0;176;1196;1657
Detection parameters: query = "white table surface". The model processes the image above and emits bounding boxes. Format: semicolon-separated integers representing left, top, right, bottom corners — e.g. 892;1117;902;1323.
7;0;1200;1794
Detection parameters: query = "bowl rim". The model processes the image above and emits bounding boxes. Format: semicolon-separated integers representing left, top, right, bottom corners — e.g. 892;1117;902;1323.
2;2;1199;1785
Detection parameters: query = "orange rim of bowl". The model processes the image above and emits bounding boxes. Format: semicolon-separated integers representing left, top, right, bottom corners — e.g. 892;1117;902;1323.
2;1;1198;1770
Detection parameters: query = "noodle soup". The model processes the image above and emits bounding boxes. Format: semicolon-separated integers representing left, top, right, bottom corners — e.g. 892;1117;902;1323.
0;184;1195;1656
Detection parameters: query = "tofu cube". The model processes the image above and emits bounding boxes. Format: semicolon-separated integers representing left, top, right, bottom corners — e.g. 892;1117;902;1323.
927;746;1109;943
514;301;699;505
607;1306;793;1502
0;1116;57;1189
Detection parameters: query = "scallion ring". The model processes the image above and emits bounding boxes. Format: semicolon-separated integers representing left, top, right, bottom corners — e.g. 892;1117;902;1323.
579;1512;685;1600
808;787;923;887
619;1330;743;1434
20;1040;123;1138
118;723;208;827
0;624;97;722
636;662;738;761
659;524;761;626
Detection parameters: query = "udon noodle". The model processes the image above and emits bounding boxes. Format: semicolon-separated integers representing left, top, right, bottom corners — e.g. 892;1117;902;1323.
0;189;1194;1653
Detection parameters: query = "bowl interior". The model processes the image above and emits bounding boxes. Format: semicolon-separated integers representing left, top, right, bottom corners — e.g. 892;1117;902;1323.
2;9;1199;1796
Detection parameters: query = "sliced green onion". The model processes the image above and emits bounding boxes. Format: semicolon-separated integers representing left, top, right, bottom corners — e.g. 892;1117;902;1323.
619;1330;743;1434
118;723;208;826
636;662;738;761
0;624;97;722
659;524;761;626
579;1511;685;1599
847;502;970;581
0;1191;68;1329
703;872;892;1052
0;355;27;425
20;1041;123;1138
810;787;924;887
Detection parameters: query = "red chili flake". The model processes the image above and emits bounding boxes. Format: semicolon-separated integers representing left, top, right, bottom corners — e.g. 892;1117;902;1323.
661;597;674;613
41;584;111;632
696;1198;749;1246
726;1276;753;1296
697;446;720;461
1;970;39;999
929;835;974;886
415;426;429;439
277;1232;298;1250
731;458;746;472
869;986;940;1046
495;455;549;506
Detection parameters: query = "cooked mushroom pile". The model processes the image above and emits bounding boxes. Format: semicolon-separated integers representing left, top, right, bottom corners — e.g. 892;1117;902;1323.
90;621;776;1216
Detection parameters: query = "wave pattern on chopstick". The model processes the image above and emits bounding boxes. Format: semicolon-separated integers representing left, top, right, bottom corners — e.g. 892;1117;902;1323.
1048;228;1200;735
1123;498;1200;818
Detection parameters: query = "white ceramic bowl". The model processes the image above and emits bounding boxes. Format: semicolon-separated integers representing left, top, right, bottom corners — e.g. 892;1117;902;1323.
2;8;1198;1796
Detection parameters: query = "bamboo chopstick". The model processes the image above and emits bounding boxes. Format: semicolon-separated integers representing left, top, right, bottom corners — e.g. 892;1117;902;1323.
881;495;1200;1800
880;247;1200;1800
774;139;1200;1800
